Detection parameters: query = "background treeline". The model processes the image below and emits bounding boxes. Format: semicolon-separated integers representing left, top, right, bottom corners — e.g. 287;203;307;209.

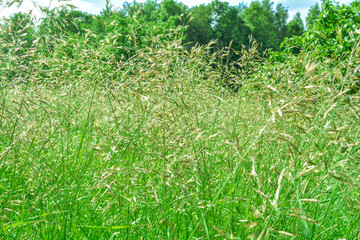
0;0;359;88
1;0;310;59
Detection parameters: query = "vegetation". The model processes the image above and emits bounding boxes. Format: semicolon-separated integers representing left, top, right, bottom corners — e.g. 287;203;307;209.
0;0;359;239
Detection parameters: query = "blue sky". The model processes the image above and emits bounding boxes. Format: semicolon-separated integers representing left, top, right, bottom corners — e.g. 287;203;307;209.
0;0;355;21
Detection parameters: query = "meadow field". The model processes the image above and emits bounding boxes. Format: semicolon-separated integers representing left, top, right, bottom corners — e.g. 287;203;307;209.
0;3;360;239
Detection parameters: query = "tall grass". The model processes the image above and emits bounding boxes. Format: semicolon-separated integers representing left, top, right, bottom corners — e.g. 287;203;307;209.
0;13;359;239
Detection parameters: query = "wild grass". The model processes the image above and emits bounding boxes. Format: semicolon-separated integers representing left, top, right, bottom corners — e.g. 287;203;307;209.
0;18;359;239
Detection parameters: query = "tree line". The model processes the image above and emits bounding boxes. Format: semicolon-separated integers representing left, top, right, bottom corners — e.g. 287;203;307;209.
0;0;319;57
0;0;359;85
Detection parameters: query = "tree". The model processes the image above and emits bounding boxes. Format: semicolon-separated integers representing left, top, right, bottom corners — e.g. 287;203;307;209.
287;12;304;37
0;12;36;80
0;12;35;58
306;3;321;28
283;0;360;59
38;7;93;37
210;0;250;49
274;3;288;45
123;0;186;27
185;4;214;46
158;0;186;25
242;0;278;50
136;0;159;21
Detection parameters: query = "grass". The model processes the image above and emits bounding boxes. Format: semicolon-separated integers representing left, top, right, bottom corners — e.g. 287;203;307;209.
0;25;359;239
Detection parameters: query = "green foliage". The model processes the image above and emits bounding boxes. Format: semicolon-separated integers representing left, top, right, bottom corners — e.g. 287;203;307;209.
185;4;214;46
242;0;288;51
306;2;321;28
210;0;251;50
38;6;93;37
1;0;307;63
0;12;35;81
185;0;251;50
0;2;188;84
284;0;360;60
185;0;302;53
0;12;35;52
123;0;187;27
287;12;304;37
274;3;289;43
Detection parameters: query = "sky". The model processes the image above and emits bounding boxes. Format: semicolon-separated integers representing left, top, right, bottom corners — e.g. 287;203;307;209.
0;0;356;22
